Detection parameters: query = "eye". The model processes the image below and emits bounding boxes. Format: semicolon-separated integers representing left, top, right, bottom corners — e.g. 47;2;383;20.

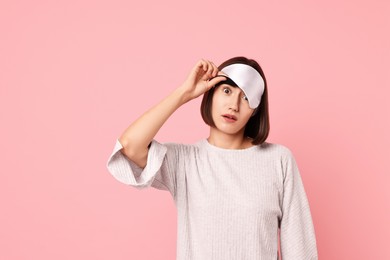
223;87;231;94
243;95;248;101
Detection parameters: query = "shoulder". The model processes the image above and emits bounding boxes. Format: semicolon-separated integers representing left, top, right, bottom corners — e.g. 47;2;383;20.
258;141;295;158
259;142;302;182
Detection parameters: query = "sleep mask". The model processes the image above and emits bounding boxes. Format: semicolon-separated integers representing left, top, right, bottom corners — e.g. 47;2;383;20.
214;63;265;109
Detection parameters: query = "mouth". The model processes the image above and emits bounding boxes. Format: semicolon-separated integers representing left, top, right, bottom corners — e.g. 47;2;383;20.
222;114;237;122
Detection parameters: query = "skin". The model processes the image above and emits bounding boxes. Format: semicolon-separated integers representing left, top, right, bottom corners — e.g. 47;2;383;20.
119;59;225;168
207;83;255;150
118;59;253;168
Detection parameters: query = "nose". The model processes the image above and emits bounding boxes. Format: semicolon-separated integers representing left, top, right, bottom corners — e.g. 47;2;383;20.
228;94;240;112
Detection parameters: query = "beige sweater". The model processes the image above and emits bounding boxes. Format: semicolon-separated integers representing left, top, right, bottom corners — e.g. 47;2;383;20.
107;138;318;260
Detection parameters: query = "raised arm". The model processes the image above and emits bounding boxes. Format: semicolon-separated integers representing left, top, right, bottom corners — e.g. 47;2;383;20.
118;59;226;168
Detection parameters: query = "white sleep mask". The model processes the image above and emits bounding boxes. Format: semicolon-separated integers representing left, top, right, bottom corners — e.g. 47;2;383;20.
220;63;265;109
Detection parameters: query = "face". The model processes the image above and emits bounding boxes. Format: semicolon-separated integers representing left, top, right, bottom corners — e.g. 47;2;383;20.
210;81;255;137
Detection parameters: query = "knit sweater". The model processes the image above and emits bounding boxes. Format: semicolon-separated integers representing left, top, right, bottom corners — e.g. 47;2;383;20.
106;138;318;260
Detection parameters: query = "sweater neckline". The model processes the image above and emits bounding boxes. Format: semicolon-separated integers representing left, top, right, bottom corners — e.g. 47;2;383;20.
200;138;259;152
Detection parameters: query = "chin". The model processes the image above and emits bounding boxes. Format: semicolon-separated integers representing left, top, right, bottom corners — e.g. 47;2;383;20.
215;125;244;136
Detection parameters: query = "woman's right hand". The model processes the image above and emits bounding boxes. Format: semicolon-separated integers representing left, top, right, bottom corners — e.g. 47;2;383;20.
179;59;227;103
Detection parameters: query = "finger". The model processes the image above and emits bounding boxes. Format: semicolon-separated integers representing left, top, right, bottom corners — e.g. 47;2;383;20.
192;60;208;79
210;61;218;77
205;60;214;77
217;71;228;77
201;59;208;72
208;75;227;88
193;60;204;74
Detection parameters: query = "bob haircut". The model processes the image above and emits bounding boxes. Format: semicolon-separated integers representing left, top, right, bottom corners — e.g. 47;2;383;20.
200;56;270;145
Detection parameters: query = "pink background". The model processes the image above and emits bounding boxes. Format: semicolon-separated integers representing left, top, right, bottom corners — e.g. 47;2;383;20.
1;0;389;259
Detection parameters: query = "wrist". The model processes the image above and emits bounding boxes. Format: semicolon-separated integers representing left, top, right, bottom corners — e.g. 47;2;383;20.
175;85;192;105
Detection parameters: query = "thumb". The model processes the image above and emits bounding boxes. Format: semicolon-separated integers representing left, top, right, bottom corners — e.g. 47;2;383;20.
207;75;228;88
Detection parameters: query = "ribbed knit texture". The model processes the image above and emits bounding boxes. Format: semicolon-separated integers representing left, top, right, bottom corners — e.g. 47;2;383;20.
107;138;318;260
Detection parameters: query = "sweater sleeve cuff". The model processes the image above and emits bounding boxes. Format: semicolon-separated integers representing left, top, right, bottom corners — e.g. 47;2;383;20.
106;139;168;189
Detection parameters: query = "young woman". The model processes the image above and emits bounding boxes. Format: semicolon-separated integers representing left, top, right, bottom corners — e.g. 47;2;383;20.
107;57;318;260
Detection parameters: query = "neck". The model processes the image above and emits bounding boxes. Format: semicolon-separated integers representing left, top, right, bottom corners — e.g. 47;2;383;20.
207;127;250;149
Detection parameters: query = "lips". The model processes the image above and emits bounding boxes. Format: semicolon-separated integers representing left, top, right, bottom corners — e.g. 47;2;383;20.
222;114;237;121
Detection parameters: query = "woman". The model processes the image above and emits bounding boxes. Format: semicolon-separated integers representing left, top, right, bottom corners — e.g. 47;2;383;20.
107;57;318;260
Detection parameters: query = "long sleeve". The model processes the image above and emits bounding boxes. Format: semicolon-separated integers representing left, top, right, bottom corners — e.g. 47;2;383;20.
279;150;318;259
106;139;178;197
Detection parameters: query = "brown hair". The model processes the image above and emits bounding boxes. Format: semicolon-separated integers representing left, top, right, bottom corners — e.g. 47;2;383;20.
200;56;270;145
